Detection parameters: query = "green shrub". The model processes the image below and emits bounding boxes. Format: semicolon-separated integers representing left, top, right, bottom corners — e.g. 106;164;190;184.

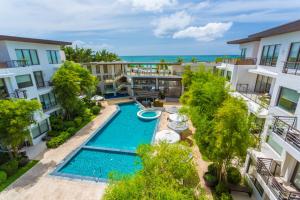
50;116;64;131
0;152;10;165
0;171;7;183
204;173;217;183
74;117;83;127
47;130;59;137
208;163;218;176
67;127;76;135
226;167;241;185
83;108;93;119
91;106;100;115
220;193;233;200
0;159;18;176
63;121;75;129
46;131;72;148
215;182;229;196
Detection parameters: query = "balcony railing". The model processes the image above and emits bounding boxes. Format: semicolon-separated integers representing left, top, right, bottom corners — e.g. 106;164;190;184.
236;84;271;108
5;60;30;68
272;116;300;152
36;81;53;89
9;89;27;99
222;58;257;65
282;61;300;76
257;158;300;200
42;103;57;112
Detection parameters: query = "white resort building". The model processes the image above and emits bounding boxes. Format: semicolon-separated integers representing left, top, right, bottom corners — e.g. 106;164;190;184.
0;35;71;149
82;62;185;101
219;20;300;200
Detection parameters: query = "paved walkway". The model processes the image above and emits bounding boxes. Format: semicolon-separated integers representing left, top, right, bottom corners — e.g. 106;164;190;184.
0;103;117;200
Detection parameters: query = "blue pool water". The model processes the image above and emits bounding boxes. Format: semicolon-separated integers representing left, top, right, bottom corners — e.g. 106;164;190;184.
59;148;141;179
54;102;158;180
86;103;157;151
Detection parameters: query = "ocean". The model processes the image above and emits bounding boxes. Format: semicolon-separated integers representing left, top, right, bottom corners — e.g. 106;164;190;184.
120;55;238;62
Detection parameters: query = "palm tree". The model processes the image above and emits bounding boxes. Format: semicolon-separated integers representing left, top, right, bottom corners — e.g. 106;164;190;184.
191;57;197;63
176;57;184;64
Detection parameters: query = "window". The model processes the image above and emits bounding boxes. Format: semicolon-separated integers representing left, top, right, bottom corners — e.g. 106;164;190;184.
260;44;281;66
226;71;232;81
15;49;39;65
266;135;283;155
33;71;45;88
103;65;108;73
39;92;57;111
292;163;300;190
96;65;101;74
241;48;247;59
0;78;8;98
86;65;92;73
277;87;300;113
287;42;300;69
46;50;61;64
31;119;49;139
254;75;272;93
16;74;33;88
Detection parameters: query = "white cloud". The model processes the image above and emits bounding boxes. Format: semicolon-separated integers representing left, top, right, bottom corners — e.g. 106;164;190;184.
173;22;233;42
119;0;177;12
72;40;113;51
153;11;192;37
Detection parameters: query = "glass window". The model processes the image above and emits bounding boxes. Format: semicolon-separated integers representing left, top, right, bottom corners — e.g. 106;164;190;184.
260;44;280;66
40;92;57;111
277;87;300;113
287;42;300;69
33;71;45;88
266;135;283;155
226;71;232;81
241;48;247;59
254;75;272;93
16;74;33;88
0;78;8;98
292;163;300;190
31;119;49;139
103;65;108;73
47;50;61;64
15;49;39;65
96;65;101;73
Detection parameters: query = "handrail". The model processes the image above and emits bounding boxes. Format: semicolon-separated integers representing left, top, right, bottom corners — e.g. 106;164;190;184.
236;84;270;108
282;61;300;76
223;58;257;65
9;89;27;99
36;81;53;89
257;158;300;200
273;116;300;151
6;60;30;68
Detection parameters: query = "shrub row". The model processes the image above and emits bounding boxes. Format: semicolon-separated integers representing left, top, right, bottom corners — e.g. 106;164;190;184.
0;159;18;177
46;131;75;148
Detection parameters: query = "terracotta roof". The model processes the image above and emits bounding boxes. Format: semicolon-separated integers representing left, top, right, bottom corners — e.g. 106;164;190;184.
227;19;300;44
0;35;71;45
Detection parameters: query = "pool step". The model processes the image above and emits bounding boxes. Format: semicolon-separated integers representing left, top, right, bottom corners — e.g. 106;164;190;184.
82;146;136;155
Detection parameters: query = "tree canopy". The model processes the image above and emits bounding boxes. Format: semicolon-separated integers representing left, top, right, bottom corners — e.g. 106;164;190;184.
52;61;98;119
0;99;40;157
62;46;121;63
104;143;207;200
180;67;254;182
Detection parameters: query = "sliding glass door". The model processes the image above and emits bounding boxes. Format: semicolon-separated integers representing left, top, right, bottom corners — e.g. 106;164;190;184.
254;75;272;94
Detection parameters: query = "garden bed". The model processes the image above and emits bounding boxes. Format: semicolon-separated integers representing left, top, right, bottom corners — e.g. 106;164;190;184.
0;160;38;192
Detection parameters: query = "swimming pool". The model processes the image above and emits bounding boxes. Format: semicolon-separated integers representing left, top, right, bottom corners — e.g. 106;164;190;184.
52;102;159;181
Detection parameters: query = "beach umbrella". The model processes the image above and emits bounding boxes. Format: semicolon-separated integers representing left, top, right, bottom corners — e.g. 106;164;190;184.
155;129;180;143
91;95;104;101
169;113;188;122
165;106;179;114
167;121;188;133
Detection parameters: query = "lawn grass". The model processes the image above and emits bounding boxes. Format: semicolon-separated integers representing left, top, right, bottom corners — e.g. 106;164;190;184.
0;160;38;192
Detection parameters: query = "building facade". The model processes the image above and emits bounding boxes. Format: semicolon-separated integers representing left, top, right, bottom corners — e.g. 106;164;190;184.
0;35;71;147
220;20;300;200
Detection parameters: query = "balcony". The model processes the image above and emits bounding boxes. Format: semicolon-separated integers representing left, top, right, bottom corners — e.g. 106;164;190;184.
9;89;27;99
256;158;300;200
1;60;30;68
222;57;257;65
282;61;300;76
36;81;53;89
236;84;271;109
272;116;300;152
42;103;58;112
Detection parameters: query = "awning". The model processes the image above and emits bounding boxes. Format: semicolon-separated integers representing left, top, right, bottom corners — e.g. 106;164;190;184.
155;129;180;143
248;68;278;78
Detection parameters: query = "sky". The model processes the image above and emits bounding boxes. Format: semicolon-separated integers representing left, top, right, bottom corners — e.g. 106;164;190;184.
0;0;300;56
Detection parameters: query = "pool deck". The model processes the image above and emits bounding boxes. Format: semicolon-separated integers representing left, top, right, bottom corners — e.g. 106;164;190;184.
0;99;226;200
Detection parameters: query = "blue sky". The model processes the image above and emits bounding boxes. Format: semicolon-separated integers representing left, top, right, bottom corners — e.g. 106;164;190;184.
1;0;300;55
